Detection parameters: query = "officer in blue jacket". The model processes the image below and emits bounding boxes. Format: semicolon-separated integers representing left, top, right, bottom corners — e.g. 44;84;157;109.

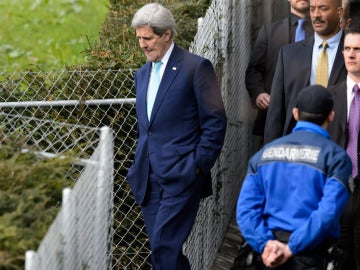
236;85;351;269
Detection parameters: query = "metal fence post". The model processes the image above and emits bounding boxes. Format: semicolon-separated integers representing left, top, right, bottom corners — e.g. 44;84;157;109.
94;126;114;270
25;250;38;270
62;188;78;270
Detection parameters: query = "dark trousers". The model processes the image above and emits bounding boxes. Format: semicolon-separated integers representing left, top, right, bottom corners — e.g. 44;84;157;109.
255;251;326;270
255;231;327;270
337;181;360;270
140;173;203;270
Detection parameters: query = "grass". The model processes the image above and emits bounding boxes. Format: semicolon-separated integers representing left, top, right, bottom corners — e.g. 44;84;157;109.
0;0;108;72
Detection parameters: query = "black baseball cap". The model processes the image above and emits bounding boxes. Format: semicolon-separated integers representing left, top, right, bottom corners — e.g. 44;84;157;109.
296;85;333;115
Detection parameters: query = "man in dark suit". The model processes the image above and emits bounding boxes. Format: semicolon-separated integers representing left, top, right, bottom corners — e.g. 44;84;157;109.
245;0;312;140
126;3;227;270
327;24;360;270
264;0;347;144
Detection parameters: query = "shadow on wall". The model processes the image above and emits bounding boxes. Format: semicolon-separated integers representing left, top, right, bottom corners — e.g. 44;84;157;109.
350;2;360;25
249;0;290;46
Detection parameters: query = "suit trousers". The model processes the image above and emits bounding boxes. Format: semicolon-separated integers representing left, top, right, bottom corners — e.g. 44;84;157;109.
337;179;360;270
140;170;203;270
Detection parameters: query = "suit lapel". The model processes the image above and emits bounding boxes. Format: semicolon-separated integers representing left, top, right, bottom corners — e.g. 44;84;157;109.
278;17;291;45
302;37;314;86
336;81;348;138
137;62;152;125
328;80;348;147
328;34;345;86
149;45;182;124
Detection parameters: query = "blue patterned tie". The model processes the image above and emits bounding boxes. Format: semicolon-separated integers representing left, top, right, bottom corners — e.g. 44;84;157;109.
147;61;162;120
295;18;305;42
347;84;360;177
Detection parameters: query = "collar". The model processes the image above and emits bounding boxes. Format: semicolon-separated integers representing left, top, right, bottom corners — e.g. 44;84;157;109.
347;76;360;117
293;121;330;139
314;29;342;49
155;42;174;69
347;76;358;97
289;13;310;26
289;13;312;25
290;13;301;26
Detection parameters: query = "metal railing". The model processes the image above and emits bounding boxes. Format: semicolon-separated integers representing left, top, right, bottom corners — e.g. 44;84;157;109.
24;126;114;270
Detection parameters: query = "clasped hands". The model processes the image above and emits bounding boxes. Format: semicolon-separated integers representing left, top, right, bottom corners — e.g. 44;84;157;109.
261;240;293;268
255;93;270;110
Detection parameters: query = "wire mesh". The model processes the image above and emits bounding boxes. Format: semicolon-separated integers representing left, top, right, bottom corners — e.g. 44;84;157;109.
24;126;114;270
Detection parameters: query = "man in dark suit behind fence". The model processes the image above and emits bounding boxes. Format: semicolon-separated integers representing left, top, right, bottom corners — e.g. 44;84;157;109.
246;0;313;142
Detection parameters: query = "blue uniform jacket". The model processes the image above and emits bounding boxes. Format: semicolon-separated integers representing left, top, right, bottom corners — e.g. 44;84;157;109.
237;121;351;255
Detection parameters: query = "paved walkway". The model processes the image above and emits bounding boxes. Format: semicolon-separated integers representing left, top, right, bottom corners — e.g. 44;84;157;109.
209;213;244;270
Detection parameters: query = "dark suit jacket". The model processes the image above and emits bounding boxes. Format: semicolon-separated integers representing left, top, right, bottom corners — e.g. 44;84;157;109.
245;16;313;136
327;80;348;148
127;44;227;205
264;35;347;144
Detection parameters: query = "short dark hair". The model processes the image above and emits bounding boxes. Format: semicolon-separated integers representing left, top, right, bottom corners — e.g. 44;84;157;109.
298;111;330;125
345;24;360;36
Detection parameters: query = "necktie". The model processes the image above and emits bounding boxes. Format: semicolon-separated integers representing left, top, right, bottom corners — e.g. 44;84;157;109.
295;18;305;42
347;84;360;177
315;41;328;87
147;61;162;120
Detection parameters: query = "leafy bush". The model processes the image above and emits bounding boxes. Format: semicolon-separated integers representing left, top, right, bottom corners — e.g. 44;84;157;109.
86;0;210;69
0;140;74;269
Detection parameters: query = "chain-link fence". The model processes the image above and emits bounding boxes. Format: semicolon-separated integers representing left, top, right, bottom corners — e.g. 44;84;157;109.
0;68;145;269
0;0;290;269
24;126;114;270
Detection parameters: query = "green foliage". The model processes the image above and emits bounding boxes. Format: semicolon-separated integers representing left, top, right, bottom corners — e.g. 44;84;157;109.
0;139;74;269
0;0;108;72
86;0;210;69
